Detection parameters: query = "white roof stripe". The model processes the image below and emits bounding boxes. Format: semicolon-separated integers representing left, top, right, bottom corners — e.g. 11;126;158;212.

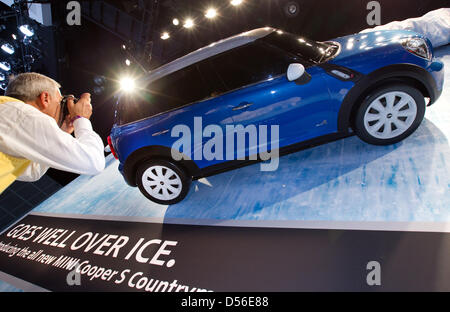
144;27;276;83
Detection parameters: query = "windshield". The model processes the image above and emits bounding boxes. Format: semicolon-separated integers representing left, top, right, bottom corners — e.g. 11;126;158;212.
261;31;339;64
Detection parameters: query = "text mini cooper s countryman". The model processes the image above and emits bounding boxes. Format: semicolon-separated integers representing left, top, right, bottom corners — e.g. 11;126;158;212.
108;28;444;204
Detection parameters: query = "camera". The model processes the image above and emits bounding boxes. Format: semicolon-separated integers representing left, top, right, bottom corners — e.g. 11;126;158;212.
58;95;78;127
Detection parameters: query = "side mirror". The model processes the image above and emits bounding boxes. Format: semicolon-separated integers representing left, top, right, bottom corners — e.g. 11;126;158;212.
287;63;305;81
287;63;312;85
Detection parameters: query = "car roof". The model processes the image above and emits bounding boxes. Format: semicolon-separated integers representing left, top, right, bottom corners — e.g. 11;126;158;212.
143;27;276;83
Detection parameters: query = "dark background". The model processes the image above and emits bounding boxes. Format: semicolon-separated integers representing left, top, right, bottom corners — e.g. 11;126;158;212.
0;0;448;187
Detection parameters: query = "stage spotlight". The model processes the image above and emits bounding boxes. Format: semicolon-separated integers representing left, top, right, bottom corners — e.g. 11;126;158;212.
121;44;127;50
1;43;14;55
11;34;17;40
119;77;135;93
0;72;5;81
19;25;34;37
161;32;170;40
205;8;217;19
230;0;243;6
125;59;131;66
0;61;11;72
183;18;194;29
0;82;7;91
172;18;179;26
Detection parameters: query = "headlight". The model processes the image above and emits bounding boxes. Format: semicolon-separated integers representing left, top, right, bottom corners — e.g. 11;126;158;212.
401;37;431;61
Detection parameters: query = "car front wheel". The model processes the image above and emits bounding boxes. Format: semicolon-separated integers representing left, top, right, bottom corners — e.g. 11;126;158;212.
136;159;191;205
354;84;425;145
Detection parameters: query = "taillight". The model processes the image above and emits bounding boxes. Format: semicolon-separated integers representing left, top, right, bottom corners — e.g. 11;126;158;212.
107;136;118;159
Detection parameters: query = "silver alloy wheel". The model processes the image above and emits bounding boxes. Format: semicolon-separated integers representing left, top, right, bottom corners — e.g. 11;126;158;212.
363;91;417;139
141;165;182;201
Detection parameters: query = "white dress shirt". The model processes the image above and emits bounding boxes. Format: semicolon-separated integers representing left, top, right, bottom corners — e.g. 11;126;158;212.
0;99;105;182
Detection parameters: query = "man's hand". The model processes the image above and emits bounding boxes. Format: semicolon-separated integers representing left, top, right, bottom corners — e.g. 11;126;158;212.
67;93;93;120
60;114;74;134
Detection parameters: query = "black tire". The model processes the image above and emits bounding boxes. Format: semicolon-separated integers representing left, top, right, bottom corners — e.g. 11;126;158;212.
136;159;191;205
354;84;425;145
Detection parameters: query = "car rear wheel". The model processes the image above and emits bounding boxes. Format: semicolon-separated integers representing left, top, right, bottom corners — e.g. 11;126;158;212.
136;159;191;205
354;84;425;145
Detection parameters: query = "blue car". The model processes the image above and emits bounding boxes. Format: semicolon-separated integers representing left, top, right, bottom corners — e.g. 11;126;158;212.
108;27;444;204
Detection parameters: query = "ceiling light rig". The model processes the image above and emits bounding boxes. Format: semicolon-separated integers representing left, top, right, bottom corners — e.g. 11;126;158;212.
161;32;170;40
0;2;44;93
19;24;34;37
205;8;218;19
159;0;253;42
23;54;34;64
0;61;11;72
183;18;194;29
22;36;33;46
1;43;15;55
118;39;150;76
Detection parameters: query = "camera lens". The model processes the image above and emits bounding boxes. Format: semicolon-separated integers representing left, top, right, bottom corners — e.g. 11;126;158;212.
58;96;78;127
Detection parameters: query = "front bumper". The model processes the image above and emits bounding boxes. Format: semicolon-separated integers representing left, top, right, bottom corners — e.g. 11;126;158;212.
428;59;444;105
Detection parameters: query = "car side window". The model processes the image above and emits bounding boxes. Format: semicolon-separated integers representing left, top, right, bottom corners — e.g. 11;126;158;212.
118;64;213;125
207;42;293;93
149;64;213;109
196;59;229;98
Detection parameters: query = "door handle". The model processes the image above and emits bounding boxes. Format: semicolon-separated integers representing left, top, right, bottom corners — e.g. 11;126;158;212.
232;102;253;111
152;129;170;137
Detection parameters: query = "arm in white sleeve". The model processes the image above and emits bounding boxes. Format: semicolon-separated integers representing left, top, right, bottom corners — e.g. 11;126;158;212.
8;111;105;175
17;162;49;182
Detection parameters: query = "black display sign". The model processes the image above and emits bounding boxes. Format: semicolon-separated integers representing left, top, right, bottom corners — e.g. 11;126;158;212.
0;214;449;291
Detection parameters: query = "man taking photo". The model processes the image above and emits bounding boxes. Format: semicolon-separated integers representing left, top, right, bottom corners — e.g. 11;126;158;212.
0;72;105;194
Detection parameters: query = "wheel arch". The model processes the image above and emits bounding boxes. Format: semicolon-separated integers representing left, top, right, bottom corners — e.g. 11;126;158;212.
337;63;437;132
122;145;201;187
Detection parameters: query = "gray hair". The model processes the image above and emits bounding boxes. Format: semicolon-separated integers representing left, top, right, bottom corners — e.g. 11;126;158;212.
5;72;61;102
